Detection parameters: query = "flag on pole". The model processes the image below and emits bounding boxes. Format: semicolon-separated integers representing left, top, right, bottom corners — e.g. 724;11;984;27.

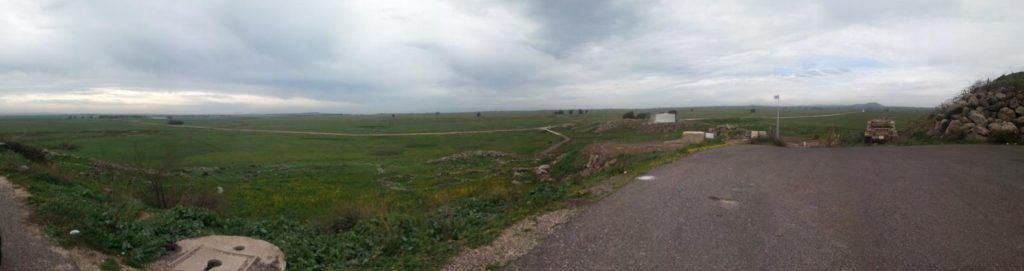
774;94;780;100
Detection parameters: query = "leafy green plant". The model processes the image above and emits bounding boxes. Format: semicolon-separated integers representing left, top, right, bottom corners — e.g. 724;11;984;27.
100;258;121;271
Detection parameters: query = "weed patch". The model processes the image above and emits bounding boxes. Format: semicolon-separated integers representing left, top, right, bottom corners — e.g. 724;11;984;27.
549;150;581;180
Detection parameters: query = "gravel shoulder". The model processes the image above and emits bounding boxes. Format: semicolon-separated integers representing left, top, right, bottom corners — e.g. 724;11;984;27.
507;145;1024;270
0;176;81;271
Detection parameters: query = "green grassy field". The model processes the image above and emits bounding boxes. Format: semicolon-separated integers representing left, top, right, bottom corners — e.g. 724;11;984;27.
0;106;932;270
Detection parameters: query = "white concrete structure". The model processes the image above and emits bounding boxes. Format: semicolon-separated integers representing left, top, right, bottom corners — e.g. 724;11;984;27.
681;131;705;144
153;235;286;271
651;112;676;123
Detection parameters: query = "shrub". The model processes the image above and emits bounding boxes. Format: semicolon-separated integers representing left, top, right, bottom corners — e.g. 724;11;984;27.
988;131;1022;144
622;111;635;119
3;141;49;164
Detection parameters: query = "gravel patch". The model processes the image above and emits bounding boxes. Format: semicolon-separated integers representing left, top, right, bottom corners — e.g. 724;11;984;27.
442;208;577;271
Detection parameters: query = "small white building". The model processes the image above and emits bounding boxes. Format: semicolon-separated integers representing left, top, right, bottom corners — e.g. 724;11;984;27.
651;112;676;124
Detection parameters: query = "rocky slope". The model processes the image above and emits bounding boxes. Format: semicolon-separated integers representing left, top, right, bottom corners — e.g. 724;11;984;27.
928;72;1024;142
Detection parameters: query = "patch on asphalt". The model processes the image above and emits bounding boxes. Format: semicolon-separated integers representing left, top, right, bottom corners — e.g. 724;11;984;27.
636;175;656;181
708;196;739;209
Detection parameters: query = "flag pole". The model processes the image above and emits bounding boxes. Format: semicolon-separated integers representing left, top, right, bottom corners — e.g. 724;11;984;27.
775;94;780;139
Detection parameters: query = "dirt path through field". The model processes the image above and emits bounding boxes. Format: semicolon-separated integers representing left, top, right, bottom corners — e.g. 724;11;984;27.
139;121;565;137
538;128;571;156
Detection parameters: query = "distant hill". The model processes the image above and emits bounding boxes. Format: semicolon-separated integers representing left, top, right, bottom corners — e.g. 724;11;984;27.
851;102;886;109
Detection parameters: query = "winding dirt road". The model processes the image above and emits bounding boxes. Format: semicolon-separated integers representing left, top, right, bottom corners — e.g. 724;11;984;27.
508;145;1024;270
539;128;571;156
147;121;565;137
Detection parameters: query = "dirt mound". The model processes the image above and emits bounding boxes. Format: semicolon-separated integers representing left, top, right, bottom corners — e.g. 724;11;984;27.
577;141;686;177
928;72;1024;142
583;142;683;157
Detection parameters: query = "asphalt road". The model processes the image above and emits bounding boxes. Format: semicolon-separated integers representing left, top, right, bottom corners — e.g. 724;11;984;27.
0;176;79;271
508;145;1024;270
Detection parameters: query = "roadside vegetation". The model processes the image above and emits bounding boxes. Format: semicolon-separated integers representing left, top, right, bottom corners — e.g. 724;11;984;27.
0;107;929;270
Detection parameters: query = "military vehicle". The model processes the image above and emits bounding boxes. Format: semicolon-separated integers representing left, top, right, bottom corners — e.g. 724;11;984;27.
864;118;898;144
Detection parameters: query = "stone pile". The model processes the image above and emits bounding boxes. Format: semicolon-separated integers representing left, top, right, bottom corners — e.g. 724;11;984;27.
928;73;1024;142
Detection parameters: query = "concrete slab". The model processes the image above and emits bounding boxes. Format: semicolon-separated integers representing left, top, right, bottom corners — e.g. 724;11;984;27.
152;235;285;271
680;131;705;144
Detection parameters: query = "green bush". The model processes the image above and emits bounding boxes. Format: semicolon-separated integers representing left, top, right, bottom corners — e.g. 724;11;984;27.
3;141;49;164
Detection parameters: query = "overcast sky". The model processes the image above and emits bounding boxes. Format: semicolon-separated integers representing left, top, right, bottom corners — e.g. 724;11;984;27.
1;0;1023;114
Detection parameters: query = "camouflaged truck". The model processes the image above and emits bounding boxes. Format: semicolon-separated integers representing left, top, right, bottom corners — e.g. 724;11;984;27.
864;118;898;144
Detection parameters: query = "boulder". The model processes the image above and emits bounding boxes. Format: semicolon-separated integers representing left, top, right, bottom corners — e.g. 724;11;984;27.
998;107;1017;122
987;121;1002;132
990;121;1019;134
1000;122;1019;134
944;120;963;138
17;165;30;172
1016;106;1024;115
928;119;949;136
987;103;1003;111
968;96;980;106
972;125;990;136
1016;116;1024;126
968;111;988;126
535;164;551;175
949;106;964;114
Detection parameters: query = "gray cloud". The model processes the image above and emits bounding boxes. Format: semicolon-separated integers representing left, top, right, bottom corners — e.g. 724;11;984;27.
1;0;1023;114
